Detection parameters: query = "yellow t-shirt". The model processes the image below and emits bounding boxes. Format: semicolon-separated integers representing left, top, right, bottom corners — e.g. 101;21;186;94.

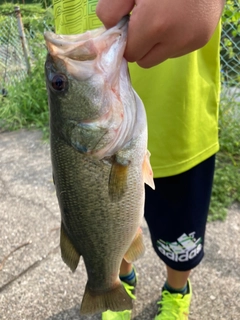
53;0;220;178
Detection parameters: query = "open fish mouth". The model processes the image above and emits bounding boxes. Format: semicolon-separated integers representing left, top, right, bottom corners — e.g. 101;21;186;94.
44;16;129;61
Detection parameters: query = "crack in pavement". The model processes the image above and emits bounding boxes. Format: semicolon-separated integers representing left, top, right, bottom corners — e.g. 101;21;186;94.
0;242;31;271
0;245;59;294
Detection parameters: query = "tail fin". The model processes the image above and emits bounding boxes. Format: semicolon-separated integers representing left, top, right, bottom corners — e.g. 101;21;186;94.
80;280;133;315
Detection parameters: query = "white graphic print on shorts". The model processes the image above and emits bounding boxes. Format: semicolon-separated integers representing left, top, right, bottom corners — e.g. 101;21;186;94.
156;232;202;262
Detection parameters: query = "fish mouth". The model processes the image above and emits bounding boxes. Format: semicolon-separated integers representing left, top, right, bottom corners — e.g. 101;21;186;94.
44;16;129;60
44;16;129;83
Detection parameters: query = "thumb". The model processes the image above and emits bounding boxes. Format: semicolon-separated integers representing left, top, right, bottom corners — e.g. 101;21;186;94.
96;0;135;29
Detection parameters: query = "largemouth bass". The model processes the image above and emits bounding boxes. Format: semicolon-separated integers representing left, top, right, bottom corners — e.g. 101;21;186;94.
44;17;155;315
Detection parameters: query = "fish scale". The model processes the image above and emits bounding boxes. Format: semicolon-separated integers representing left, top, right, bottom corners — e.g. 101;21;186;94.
45;17;154;315
52;135;143;283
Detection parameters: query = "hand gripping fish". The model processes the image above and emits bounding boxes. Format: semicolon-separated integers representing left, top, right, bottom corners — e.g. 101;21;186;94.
44;17;155;315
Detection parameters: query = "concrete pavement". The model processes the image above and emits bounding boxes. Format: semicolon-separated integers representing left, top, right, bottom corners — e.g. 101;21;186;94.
0;129;240;320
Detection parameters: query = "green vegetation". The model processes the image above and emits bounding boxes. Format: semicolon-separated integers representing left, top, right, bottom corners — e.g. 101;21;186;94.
210;0;240;221
221;0;240;85
0;2;52;137
209;90;240;221
0;2;239;221
0;2;54;31
0;57;49;135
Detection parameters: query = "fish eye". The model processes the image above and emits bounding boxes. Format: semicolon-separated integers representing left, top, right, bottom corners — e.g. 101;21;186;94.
51;74;67;92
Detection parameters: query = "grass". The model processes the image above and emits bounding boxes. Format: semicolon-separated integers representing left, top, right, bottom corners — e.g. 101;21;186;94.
0;54;49;138
0;2;51;138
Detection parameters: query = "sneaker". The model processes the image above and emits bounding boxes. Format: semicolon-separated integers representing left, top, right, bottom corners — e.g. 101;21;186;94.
154;280;192;320
102;274;137;320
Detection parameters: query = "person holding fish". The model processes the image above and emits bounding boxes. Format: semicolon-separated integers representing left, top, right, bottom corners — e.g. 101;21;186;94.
50;0;225;319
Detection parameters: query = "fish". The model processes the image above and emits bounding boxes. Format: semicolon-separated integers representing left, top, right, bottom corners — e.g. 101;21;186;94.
44;17;155;315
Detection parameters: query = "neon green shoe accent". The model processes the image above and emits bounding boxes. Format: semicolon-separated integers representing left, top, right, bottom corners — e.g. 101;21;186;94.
102;281;136;320
122;281;136;300
102;308;132;320
154;280;192;320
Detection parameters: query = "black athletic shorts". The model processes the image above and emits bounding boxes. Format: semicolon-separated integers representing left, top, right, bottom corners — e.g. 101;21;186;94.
144;155;216;271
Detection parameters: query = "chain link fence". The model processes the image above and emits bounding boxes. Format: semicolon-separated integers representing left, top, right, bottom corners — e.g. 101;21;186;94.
0;12;29;90
220;1;240;110
0;3;239;96
221;2;240;86
0;5;52;95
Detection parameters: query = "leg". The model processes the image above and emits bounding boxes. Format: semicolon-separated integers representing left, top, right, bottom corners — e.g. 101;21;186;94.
144;155;216;318
120;259;133;276
166;266;191;291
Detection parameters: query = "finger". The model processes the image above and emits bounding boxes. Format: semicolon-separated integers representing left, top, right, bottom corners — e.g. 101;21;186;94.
135;42;170;68
135;39;199;68
96;0;135;29
123;3;161;63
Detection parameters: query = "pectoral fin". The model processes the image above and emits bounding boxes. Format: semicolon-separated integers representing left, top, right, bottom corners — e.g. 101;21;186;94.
108;158;130;202
60;222;80;272
124;227;145;263
143;151;155;190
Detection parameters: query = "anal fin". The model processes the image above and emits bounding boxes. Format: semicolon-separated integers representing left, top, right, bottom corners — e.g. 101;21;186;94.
124;227;145;263
60;222;80;272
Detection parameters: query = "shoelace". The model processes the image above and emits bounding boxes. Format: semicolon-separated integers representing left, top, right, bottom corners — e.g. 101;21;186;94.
157;291;189;319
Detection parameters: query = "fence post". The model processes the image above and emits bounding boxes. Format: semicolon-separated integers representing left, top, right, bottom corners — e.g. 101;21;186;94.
14;6;31;74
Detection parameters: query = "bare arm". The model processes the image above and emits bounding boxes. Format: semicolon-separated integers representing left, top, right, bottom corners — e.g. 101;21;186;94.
96;0;225;68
